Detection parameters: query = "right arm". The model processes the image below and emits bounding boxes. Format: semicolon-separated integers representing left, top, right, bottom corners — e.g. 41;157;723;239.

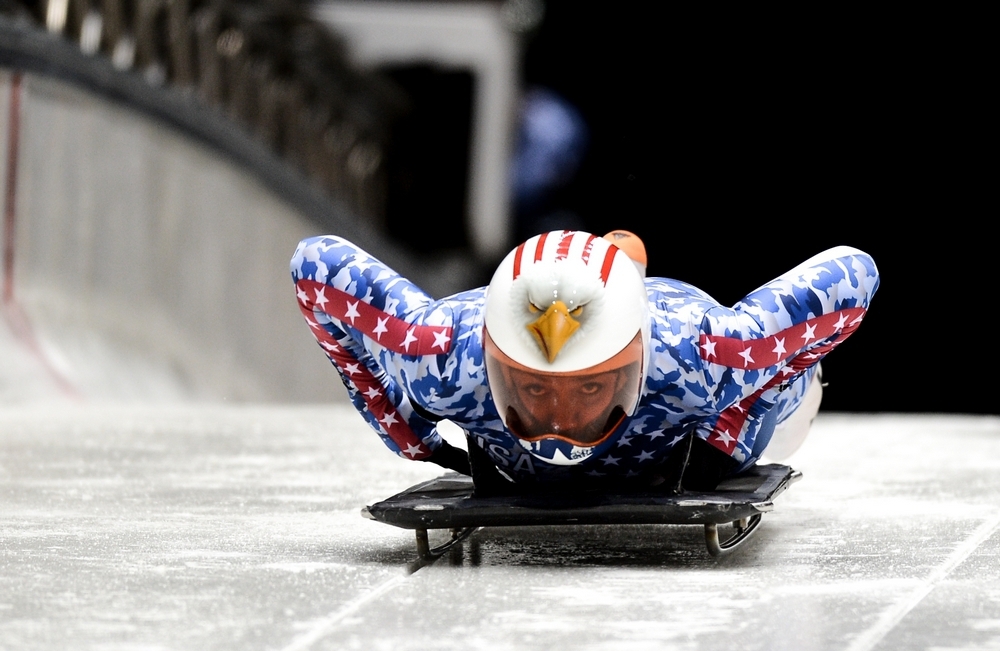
290;235;474;472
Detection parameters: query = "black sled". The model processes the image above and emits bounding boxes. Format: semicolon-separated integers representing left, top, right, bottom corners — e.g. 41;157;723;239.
362;463;801;560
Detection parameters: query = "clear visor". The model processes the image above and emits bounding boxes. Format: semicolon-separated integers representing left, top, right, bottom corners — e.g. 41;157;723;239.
484;329;643;447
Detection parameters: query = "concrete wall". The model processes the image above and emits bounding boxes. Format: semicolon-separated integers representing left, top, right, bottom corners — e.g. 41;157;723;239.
1;70;346;403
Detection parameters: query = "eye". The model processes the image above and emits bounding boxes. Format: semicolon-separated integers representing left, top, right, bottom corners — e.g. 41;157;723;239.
528;303;541;313
525;384;547;397
579;381;604;395
570;306;583;316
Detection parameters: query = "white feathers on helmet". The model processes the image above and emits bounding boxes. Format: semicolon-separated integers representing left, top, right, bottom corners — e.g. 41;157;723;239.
484;231;652;453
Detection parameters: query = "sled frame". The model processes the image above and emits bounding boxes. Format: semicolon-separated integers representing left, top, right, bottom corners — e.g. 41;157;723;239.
363;464;801;560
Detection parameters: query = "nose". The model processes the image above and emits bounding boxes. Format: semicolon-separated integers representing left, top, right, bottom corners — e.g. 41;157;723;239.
548;410;578;434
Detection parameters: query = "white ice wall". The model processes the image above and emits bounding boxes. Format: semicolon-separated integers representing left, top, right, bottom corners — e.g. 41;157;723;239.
0;70;345;403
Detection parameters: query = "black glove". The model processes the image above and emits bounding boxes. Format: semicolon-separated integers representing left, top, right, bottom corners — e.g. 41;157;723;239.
421;440;472;476
654;434;741;493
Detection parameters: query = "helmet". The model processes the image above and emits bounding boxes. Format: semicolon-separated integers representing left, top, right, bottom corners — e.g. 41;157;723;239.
483;230;650;465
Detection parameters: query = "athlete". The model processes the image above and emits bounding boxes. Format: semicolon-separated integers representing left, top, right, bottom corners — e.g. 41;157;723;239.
291;230;879;493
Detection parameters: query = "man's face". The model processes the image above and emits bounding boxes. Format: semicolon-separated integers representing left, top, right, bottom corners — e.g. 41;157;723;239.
500;363;639;445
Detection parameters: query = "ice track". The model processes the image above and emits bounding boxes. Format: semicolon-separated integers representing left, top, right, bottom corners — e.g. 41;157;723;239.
1;403;999;651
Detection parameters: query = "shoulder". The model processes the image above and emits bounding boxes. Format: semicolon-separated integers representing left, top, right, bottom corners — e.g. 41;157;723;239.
646;278;720;333
643;278;719;375
646;277;720;304
429;287;487;324
411;287;487;355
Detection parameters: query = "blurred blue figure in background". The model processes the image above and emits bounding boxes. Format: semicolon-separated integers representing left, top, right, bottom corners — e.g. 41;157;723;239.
510;87;589;240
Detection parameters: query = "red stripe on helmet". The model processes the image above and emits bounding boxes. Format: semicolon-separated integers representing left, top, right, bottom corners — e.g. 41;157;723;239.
599;245;618;285
512;241;526;279
533;231;551;264
580;234;597;264
555;231;574;260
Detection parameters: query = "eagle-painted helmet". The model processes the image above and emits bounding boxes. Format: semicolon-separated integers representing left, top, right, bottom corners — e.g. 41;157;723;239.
483;230;650;466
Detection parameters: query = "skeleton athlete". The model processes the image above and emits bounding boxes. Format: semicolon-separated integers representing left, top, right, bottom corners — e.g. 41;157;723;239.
291;230;879;493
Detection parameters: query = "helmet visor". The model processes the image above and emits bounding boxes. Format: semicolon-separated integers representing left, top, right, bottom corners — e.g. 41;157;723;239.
484;330;643;447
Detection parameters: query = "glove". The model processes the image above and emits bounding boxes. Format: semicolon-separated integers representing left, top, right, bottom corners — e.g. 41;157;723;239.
421;440;472;476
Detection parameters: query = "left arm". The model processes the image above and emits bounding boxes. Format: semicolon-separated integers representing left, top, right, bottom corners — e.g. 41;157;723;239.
695;246;880;463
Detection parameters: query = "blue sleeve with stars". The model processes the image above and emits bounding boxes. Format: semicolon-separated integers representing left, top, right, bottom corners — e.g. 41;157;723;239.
290;236;879;484
290;235;487;461
686;246;879;466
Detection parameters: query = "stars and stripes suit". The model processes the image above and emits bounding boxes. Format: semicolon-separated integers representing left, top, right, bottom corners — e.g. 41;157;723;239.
291;234;878;485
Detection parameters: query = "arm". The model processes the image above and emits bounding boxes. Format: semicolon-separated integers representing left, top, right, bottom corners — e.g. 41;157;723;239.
694;246;879;464
290;235;472;473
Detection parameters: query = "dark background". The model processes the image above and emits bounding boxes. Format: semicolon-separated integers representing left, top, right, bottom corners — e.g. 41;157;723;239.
515;5;991;415
386;4;991;414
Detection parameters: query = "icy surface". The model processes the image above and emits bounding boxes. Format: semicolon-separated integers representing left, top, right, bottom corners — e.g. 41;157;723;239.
1;406;999;651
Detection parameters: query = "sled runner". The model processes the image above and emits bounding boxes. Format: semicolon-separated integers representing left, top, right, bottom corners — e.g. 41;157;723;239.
362;463;801;560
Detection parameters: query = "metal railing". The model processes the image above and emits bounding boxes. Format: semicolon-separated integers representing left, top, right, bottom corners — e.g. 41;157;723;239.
5;0;398;223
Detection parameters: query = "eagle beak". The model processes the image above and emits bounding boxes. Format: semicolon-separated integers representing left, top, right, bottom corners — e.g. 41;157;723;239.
527;301;580;363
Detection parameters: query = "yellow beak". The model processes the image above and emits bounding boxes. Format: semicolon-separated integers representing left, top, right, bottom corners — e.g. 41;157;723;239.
527;301;580;363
